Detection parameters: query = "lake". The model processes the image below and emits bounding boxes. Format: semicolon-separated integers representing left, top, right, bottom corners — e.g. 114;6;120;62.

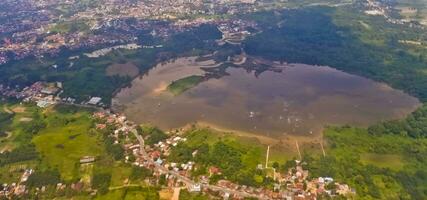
112;57;420;138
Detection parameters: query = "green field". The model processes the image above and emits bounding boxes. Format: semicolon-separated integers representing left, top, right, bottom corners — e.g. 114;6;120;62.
360;153;404;171
50;20;91;34
0;103;162;199
167;75;204;95
168;128;300;187
0;103;41;152
96;186;159;200
304;126;427;199
32;109;106;181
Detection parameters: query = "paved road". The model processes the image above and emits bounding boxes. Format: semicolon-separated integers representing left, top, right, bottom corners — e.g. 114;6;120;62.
64;103;271;199
131;130;270;200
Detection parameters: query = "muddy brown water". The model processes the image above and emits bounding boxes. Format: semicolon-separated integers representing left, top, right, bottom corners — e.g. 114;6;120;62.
112;57;421;138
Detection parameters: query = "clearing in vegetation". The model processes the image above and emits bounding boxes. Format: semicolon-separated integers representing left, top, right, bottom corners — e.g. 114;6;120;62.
106;62;140;78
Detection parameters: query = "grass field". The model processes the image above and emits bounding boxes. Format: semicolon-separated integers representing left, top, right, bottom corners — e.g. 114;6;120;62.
167;75;204;95
360;153;404;171
183;128;297;169
96;186;159;200
32;110;106;181
0;103;39;152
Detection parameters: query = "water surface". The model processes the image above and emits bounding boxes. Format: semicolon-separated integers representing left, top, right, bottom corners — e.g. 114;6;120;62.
113;57;420;138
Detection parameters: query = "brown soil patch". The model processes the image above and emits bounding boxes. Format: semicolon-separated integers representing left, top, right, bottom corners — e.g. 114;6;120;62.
106;62;139;77
159;188;173;200
12;106;26;113
152;82;169;95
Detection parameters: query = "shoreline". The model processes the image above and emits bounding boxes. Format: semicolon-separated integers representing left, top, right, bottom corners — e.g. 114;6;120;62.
178;121;324;147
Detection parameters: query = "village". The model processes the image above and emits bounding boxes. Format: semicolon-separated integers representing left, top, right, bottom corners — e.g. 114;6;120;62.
91;110;355;199
0;81;104;108
0;0;263;66
0;92;355;199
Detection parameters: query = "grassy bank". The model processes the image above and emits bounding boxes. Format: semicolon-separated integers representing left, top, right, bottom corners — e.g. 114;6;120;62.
167;75;204;95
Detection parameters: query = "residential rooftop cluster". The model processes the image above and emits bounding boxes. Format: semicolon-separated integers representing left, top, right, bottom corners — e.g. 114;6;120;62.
0;0;263;67
92;110;355;199
0;81;104;108
0;169;33;198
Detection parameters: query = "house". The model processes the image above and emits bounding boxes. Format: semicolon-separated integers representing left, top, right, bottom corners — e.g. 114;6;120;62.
96;124;106;129
150;151;161;159
88;97;102;105
40;87;59;95
80;156;95;164
189;184;201;192
209;166;221;176
36;100;51;108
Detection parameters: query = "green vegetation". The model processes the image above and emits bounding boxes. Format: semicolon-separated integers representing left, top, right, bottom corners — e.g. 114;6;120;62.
32;109;106;181
142;126;168;145
179;189;210;200
167;75;204;95
26;169;61;188
50;20;90;34
92;172;112;194
368;104;427;138
0;144;38;167
96;186;159;200
129;166;153;182
0;103;160;199
103;135;125;160
0;24;222;104
169;129;286;187
303;126;427;199
244;6;427;101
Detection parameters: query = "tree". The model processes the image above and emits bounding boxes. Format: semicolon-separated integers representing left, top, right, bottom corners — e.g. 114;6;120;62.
146;128;168;145
26;169;61;187
272;162;279;170
130;166;152;181
92;172;111;195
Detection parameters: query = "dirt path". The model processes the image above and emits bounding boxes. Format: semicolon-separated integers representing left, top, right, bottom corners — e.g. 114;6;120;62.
3;106;13;114
295;140;302;160
171;187;181;200
19;117;33;122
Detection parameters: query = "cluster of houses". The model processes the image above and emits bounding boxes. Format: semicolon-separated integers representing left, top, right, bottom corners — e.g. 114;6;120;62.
218;19;257;44
276;161;355;199
0;81;63;108
1;107;356;199
0;169;33;198
0;81;105;108
92;110;355;199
